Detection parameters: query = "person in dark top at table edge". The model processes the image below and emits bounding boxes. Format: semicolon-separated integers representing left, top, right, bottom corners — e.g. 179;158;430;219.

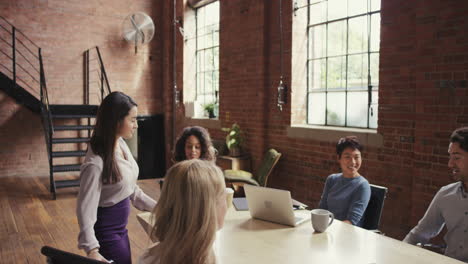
318;136;371;226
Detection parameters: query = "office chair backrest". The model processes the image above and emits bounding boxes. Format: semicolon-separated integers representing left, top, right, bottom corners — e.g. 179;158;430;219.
256;149;282;187
362;184;388;231
41;246;108;264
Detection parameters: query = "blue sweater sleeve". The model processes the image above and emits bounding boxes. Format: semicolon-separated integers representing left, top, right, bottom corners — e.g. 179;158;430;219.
346;180;371;225
318;175;334;209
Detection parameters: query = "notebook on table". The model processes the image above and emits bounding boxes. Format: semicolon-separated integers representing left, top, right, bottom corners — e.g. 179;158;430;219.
233;197;249;211
243;185;310;227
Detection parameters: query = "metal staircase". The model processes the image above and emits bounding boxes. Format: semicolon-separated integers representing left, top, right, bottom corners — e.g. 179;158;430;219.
47;104;98;199
0;16;111;199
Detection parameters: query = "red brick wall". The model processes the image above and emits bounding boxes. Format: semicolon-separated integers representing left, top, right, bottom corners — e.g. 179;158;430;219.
0;0;164;177
167;0;468;239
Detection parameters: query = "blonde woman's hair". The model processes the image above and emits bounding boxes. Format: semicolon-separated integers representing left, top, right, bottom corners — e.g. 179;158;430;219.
150;159;225;264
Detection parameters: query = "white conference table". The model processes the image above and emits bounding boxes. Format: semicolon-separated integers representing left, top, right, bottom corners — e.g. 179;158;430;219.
137;207;464;264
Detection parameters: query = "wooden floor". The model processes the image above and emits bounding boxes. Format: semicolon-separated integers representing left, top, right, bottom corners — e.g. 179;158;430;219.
0;176;161;263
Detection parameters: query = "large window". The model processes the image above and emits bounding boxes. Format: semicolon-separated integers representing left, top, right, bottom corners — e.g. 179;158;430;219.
306;0;380;128
195;1;219;118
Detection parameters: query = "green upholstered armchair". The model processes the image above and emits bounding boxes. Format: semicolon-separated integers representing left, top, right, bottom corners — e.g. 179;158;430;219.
224;149;281;188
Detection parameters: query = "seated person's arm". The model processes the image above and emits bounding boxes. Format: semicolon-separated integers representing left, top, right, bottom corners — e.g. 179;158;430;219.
318;176;334;209
346;182;371;225
403;191;445;244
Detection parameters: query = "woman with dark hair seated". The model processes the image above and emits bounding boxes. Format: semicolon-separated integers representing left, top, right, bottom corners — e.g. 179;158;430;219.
318;136;371;226
173;126;216;162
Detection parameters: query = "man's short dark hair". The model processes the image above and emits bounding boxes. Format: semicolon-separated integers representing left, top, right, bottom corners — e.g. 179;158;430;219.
450;127;468;152
336;136;363;158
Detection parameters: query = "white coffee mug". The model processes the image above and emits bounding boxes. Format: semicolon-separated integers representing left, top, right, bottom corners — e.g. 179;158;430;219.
311;209;334;233
225;187;234;208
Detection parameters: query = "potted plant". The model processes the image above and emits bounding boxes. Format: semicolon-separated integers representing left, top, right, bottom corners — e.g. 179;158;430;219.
221;123;244;157
203;102;216;118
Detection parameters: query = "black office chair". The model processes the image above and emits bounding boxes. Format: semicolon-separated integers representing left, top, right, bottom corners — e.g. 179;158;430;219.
362;184;388;232
41;246;109;264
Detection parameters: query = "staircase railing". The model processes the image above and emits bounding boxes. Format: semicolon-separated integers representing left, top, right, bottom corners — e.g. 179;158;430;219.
39;48;54;164
0;16;53;157
84;46;112;104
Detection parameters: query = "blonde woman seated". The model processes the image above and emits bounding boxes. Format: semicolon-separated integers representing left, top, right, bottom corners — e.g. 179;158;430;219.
139;159;228;264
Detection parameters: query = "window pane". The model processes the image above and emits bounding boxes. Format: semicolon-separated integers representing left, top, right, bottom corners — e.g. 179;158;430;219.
198;94;210;108
371;0;381;12
370;53;379;87
213;30;219;46
348;16;368;54
214;47;219;69
213;70;219;93
348;0;367;17
205;49;214;71
347;91;368;127
197;34;207;49
207;71;215;102
309;59;326;91
328;0;347;21
327;21;346;57
207;25;217;47
369;90;378;128
326;92;345;126
197;8;206;35
309;2;327;25
308;92;326;125
195;1;219;117
204;71;214;95
370;14;380;52
209;29;215;47
197;72;204;97
305;0;380;128
207;2;219;23
327;56;346;90
197;50;204;72
347;54;368;90
309;25;326;59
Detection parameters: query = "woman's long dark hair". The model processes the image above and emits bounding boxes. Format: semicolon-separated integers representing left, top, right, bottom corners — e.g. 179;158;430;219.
90;91;137;184
173;126;216;162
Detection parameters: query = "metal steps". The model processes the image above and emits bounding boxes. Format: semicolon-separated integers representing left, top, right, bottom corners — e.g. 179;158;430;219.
52;138;91;144
51;150;86;158
52;114;96;119
54;179;80;189
52;164;81;172
47;104;98;199
54;125;94;131
49;104;99;116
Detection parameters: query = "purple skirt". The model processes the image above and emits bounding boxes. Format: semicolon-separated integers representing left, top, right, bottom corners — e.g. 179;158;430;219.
94;197;131;264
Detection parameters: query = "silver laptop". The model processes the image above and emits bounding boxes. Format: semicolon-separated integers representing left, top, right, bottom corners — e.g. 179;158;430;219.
244;185;310;227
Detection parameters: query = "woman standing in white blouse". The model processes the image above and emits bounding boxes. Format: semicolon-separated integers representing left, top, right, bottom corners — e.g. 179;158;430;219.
76;91;156;263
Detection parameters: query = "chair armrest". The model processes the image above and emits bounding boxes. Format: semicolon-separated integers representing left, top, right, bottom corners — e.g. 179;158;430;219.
224;169;253;179
224;170;259;186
